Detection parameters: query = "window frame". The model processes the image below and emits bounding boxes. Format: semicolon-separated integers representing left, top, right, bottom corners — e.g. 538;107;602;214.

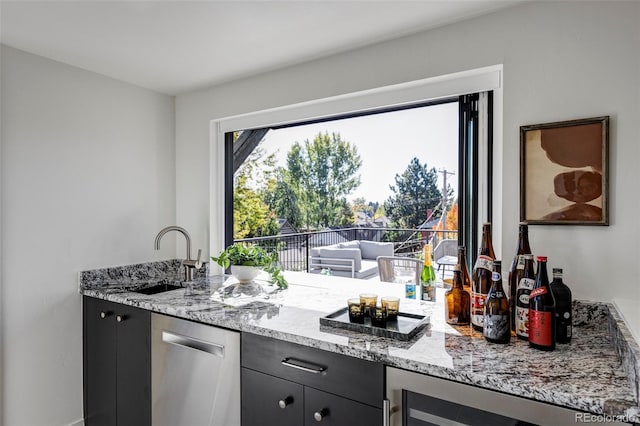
210;66;503;272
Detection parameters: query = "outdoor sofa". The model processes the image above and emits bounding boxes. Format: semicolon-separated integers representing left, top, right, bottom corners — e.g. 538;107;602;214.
309;240;394;279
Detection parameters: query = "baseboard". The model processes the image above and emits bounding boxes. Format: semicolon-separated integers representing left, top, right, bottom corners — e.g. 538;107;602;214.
66;418;84;426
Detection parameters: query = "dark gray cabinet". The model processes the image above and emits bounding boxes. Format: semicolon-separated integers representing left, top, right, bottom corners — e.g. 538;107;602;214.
242;368;304;426
83;296;151;426
241;332;383;426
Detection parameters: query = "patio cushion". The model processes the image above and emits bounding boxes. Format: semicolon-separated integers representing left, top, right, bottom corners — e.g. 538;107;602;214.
359;240;394;260
317;247;362;271
337;240;360;249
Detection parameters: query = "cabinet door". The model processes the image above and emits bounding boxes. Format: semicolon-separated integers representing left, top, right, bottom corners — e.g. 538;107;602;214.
242;368;303;426
115;303;151;426
83;297;150;426
305;387;382;426
83;297;118;426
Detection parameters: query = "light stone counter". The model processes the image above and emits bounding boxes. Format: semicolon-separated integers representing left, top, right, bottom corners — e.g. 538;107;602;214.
80;260;639;422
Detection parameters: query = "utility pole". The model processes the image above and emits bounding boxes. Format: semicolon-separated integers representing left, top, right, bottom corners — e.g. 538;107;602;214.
438;168;455;231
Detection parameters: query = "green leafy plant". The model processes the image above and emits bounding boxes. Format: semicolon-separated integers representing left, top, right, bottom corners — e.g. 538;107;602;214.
211;243;288;289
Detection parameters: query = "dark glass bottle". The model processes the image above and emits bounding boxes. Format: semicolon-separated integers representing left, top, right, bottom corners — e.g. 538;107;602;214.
508;223;532;331
471;223;496;332
550;268;572;344
457;246;472;291
515;254;535;340
445;265;471;325
528;256;556;351
483;261;510;344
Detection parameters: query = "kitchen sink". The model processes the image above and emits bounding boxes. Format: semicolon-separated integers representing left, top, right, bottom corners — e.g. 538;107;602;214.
133;283;183;295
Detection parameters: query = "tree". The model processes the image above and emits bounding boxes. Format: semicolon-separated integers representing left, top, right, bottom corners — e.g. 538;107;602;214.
263;168;303;230
434;202;459;239
374;204;386;220
384;157;442;229
233;174;279;239
283;132;362;229
352;197;374;219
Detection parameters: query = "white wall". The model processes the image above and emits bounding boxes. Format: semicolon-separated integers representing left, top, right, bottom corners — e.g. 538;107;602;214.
0;46;176;426
176;1;640;338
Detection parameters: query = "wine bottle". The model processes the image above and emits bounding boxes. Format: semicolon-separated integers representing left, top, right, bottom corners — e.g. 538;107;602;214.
457;245;472;290
550;268;572;344
483;260;510;344
471;223;496;332
515;254;535;340
508;223;532;331
529;256;556;351
445;265;471;325
421;244;436;302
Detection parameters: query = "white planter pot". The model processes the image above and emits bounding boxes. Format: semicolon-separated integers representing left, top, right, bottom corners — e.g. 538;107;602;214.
230;265;261;284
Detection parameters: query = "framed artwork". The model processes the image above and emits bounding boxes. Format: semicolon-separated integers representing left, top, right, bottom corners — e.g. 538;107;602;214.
520;116;609;225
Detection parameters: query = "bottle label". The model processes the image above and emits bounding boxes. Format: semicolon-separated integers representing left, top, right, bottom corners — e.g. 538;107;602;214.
518;294;530;304
530;287;548;298
491;272;501;281
483;314;510;340
529;310;553;346
567;325;572;338
421;285;435;302
515;306;529;338
516;255;526;270
518;277;535;290
405;283;416;299
471;291;486;327
474;255;493;272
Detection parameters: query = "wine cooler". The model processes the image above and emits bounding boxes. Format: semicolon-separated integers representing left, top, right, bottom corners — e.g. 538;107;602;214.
385;367;630;426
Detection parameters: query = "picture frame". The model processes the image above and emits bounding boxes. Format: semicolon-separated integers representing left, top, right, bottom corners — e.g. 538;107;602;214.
520;116;609;225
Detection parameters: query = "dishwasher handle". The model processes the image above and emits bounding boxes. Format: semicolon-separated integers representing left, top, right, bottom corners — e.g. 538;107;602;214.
162;331;225;358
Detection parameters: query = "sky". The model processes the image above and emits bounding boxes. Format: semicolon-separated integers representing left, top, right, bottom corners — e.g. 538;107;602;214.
255;101;459;205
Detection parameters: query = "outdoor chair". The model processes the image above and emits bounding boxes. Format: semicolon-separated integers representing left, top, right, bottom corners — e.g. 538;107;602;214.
377;256;422;284
433;239;458;278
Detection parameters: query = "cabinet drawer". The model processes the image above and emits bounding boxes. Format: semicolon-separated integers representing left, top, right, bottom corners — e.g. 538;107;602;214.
242;368;303;426
242;333;383;407
305;387;382;426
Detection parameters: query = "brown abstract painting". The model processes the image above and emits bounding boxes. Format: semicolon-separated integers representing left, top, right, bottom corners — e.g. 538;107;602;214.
520;116;609;225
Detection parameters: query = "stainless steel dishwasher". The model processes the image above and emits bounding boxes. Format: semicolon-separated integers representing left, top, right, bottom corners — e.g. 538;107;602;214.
151;313;240;426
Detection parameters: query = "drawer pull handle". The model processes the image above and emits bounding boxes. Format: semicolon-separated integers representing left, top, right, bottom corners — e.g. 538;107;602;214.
278;396;293;409
314;408;329;422
281;358;326;374
116;315;125;322
99;311;111;319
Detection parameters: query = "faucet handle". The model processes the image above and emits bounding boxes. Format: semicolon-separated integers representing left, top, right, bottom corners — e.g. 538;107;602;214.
195;249;202;269
184;249;203;270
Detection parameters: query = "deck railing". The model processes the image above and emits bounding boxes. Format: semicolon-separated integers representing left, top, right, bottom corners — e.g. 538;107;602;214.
235;227;458;273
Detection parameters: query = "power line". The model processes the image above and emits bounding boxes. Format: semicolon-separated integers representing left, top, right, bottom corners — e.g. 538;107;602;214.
437;168;455;231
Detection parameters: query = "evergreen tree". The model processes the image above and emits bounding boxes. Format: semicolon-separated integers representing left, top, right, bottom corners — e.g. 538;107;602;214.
384;157;442;228
263;168;303;230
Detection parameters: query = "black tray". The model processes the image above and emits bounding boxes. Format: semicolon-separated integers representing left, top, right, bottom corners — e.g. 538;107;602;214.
320;307;430;341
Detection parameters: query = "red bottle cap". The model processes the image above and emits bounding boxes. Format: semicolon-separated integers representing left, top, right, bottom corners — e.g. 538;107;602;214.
536;256;547;262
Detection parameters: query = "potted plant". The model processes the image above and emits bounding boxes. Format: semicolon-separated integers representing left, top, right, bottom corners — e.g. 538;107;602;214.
211;243;288;289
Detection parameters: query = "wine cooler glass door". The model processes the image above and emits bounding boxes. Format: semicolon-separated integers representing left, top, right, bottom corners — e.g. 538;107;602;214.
386;367;627;426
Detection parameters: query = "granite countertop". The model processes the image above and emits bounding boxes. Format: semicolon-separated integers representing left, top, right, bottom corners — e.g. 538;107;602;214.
80;260;640;422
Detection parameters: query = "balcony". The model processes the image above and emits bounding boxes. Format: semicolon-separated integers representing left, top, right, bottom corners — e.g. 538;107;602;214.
234;227;458;278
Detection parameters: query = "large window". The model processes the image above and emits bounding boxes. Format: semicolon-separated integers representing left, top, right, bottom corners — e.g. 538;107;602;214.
224;94;492;273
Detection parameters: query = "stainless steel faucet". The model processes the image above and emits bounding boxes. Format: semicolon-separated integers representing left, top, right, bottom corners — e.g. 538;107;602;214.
154;226;202;282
